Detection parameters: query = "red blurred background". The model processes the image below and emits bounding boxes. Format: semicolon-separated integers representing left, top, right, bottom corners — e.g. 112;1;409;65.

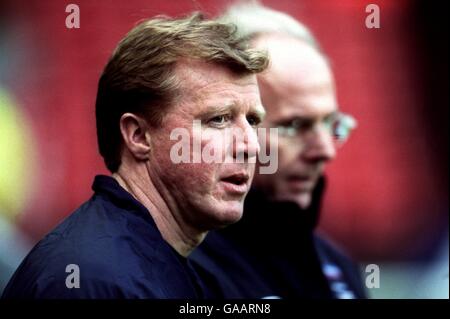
1;0;448;262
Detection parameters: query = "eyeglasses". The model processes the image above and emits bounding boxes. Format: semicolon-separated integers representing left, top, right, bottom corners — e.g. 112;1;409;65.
273;112;357;145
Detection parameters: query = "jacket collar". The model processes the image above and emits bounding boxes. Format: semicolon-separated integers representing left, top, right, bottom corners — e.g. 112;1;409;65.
91;174;156;226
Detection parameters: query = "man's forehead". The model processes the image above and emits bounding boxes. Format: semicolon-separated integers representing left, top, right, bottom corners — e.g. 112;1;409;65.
254;34;333;86
252;34;337;121
253;33;321;63
259;75;337;119
266;101;337;122
172;60;260;113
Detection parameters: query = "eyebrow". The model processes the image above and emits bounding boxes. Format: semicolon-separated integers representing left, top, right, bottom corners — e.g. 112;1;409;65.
276;110;339;124
200;104;235;118
201;103;266;120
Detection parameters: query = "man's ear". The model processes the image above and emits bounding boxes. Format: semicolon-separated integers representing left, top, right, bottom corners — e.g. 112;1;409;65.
119;113;151;161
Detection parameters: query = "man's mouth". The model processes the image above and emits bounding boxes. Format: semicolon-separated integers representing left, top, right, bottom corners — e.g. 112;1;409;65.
285;174;316;191
220;173;250;195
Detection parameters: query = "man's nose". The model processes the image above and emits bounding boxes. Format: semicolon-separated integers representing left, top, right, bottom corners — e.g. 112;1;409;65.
302;126;336;163
233;120;260;161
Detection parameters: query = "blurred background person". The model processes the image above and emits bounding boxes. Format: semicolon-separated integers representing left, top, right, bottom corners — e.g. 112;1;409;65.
191;2;364;299
0;0;447;298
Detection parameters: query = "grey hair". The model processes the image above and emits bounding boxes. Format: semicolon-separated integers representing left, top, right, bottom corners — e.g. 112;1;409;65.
218;1;320;50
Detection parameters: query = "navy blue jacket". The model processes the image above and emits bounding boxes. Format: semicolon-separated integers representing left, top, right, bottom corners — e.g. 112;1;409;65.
190;178;367;299
2;175;205;299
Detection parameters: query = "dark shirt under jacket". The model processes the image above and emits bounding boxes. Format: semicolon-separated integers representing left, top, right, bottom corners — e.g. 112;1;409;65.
190;178;367;299
2;175;205;299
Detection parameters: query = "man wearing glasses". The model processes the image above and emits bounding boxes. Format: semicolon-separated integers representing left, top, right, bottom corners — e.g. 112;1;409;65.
190;3;365;299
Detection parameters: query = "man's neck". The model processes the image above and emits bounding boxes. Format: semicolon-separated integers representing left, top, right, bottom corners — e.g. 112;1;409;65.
112;164;206;257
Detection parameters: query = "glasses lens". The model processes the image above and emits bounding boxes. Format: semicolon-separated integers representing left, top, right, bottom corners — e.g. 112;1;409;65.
274;112;357;145
333;113;357;143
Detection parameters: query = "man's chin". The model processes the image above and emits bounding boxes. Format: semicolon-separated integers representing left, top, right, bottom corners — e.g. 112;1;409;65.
204;202;244;229
275;191;312;210
221;205;244;225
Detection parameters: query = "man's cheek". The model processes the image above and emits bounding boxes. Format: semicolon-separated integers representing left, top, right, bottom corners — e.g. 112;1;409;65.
201;136;228;163
175;162;216;189
277;145;296;169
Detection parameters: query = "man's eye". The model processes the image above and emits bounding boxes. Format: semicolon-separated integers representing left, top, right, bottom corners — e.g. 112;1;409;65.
279;119;303;129
208;114;230;126
277;119;314;133
247;115;261;127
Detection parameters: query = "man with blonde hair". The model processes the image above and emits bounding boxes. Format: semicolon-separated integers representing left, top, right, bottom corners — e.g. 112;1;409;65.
2;12;268;298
